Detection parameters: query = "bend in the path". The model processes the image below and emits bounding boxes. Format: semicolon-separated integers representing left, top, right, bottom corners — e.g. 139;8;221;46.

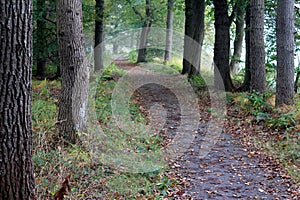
113;60;298;199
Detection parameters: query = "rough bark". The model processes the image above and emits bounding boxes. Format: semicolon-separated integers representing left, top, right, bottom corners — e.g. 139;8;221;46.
94;0;104;71
250;0;266;92
182;0;205;77
57;0;90;144
164;0;174;62
36;0;47;78
137;0;152;63
239;4;251;92
230;1;246;74
276;0;294;105
213;0;235;91
0;0;35;199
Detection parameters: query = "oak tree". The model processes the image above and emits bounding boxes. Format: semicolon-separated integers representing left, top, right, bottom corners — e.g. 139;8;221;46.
56;0;90;144
0;0;35;198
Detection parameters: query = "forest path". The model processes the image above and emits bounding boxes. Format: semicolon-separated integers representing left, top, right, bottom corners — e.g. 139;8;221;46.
114;59;297;199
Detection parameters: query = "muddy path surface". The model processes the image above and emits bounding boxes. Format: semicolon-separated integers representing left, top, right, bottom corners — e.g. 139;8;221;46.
114;60;299;200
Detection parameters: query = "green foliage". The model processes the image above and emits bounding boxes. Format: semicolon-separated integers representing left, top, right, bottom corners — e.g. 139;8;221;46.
146;49;165;61
232;68;246;85
32;80;59;145
127;49;138;63
32;64;174;198
189;74;207;90
33;0;59;70
101;63;126;80
231;91;299;131
239;91;272;115
268;112;297;130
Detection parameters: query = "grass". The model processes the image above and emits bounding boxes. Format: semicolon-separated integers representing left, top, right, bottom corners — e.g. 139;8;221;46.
32;65;175;199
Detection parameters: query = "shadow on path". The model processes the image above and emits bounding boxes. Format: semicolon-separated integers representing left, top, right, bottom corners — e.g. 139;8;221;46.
114;60;298;199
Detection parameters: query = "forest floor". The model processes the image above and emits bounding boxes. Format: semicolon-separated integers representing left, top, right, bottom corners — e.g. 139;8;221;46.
32;59;299;199
115;59;300;199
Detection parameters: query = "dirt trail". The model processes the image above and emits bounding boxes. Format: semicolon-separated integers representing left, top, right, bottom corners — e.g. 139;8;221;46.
114;60;298;200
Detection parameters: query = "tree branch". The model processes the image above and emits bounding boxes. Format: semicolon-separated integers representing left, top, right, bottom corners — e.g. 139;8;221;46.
44;17;56;25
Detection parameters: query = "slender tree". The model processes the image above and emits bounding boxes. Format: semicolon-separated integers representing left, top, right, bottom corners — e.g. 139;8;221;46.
182;0;205;77
276;0;295;105
94;0;105;71
57;0;90;144
250;0;266;92
0;0;35;198
230;0;246;74
213;0;235;91
164;0;174;62
239;3;251;92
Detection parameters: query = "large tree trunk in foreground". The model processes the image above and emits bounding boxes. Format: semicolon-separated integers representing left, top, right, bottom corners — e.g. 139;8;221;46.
276;0;295;105
57;0;89;144
164;0;174;62
94;0;104;71
213;0;234;91
0;0;35;198
182;0;205;77
250;0;266;92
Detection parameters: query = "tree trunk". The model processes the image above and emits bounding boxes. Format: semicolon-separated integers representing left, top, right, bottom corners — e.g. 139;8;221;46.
57;0;90;144
113;42;119;54
94;0;104;71
164;0;174;62
250;0;266;92
182;0;205;77
213;0;234;91
230;1;246;74
36;0;47;78
137;0;152;63
130;32;135;48
276;0;294;105
182;0;193;75
239;4;251;92
137;23;151;63
0;0;35;198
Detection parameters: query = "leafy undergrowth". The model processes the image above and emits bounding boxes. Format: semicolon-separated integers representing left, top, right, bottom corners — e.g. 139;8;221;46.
226;91;300;187
32;65;181;199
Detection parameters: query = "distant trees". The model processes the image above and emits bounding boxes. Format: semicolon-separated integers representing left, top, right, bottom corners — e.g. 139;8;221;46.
164;0;174;62
276;0;295;105
36;0;47;78
239;4;251;92
56;0;89;144
33;0;59;78
230;0;246;74
0;0;35;198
